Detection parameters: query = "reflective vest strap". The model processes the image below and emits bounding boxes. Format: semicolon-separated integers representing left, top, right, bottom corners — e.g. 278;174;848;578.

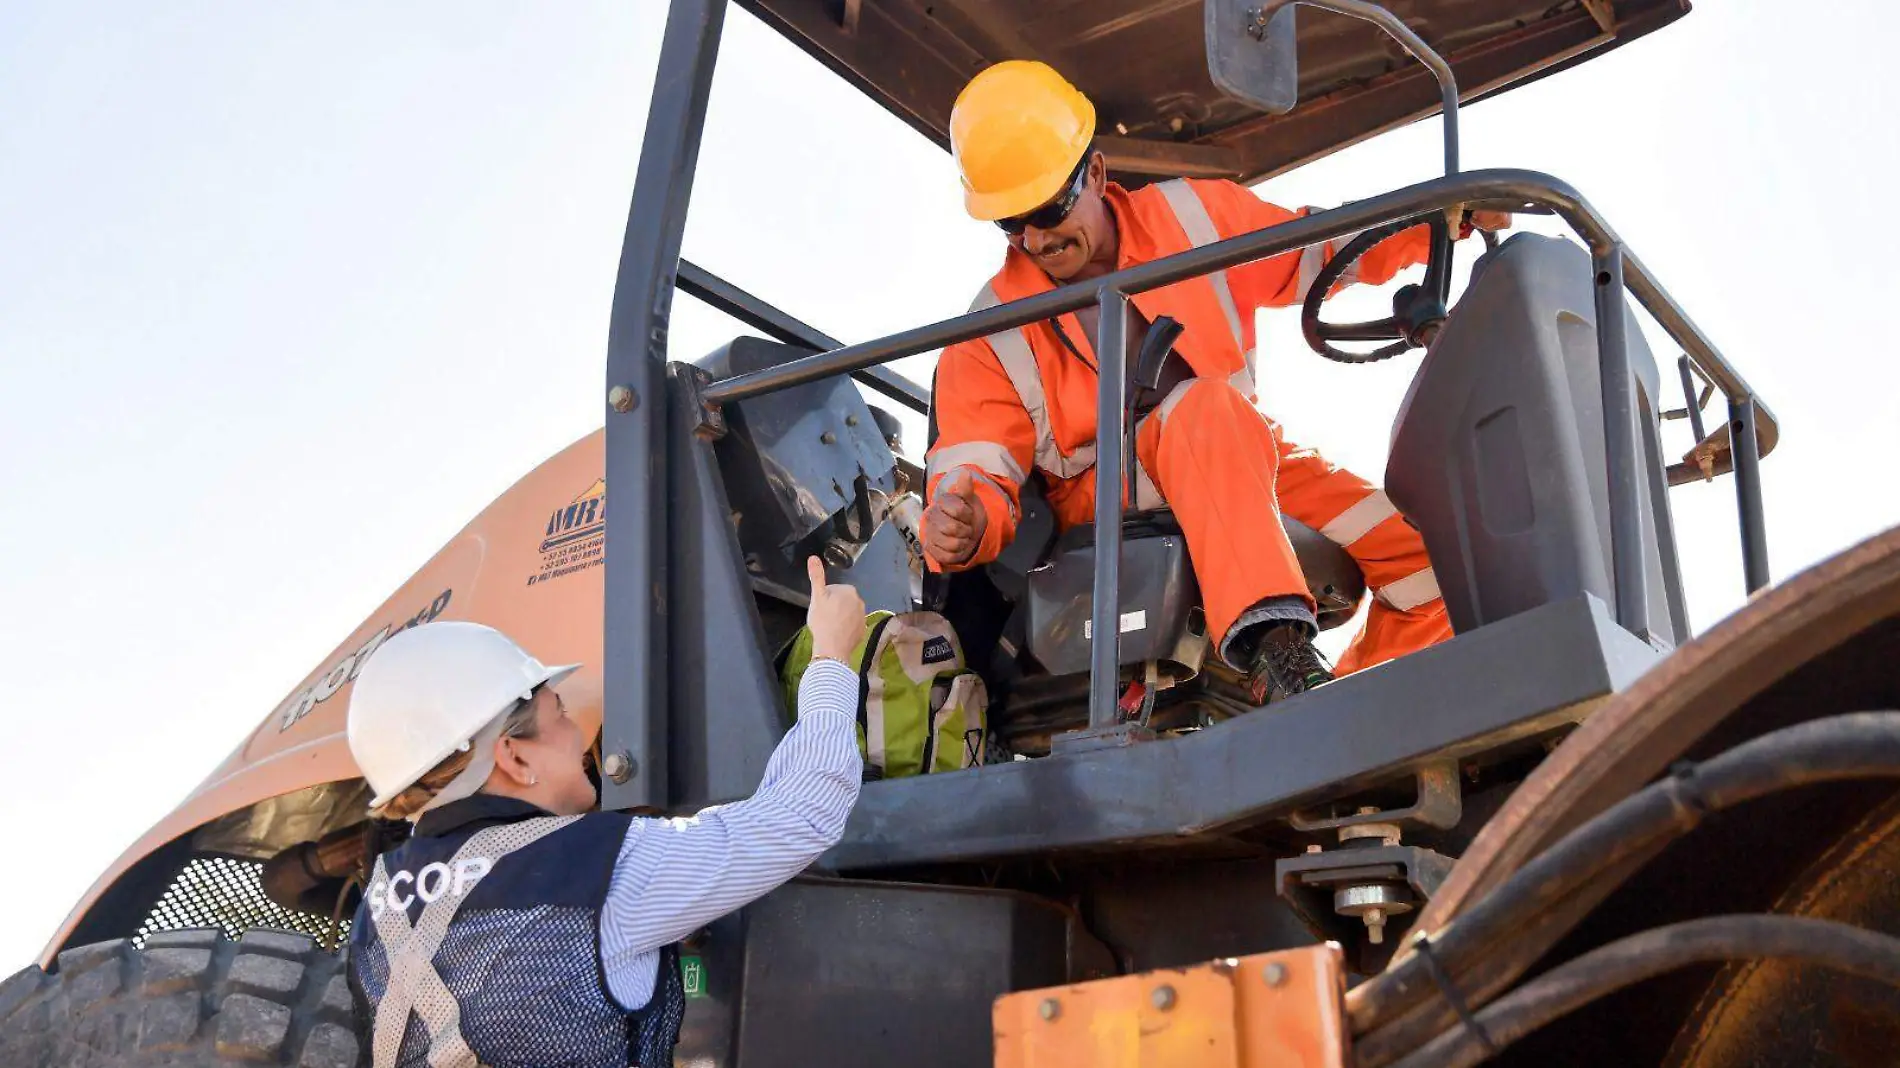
369;816;580;1068
369;852;476;1068
968;286;1097;479
1154;180;1244;350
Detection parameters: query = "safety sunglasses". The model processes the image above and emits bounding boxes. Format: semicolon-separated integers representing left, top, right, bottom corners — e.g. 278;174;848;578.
996;155;1091;235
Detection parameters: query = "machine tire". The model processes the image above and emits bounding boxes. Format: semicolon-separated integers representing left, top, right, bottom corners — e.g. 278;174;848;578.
0;928;362;1067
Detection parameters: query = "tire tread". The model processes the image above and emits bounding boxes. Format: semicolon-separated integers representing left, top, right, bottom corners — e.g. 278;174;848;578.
0;931;362;1066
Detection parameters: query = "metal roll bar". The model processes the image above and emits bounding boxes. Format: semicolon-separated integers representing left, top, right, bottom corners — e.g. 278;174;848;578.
695;167;1777;729
606;0;1774;800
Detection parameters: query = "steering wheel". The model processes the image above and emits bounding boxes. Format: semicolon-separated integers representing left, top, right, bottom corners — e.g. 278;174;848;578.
1300;211;1499;364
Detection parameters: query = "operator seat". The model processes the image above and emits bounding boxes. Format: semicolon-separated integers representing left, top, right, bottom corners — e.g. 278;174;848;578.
1386;233;1687;646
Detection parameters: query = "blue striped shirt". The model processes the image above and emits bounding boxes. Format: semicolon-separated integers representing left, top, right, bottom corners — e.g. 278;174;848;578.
598;659;861;1008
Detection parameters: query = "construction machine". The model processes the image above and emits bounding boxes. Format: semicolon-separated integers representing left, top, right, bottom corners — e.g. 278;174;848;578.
8;1;1900;1065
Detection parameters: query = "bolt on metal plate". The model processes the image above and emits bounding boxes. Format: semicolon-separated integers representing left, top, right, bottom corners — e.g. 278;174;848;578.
602;751;637;783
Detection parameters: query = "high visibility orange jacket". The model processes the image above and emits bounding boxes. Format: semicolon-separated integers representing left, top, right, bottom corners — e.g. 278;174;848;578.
926;178;1450;674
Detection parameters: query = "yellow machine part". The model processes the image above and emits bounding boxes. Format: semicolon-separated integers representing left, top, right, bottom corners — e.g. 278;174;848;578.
993;945;1348;1068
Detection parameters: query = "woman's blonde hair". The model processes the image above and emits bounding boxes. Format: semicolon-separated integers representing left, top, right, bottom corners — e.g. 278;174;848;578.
372;690;543;822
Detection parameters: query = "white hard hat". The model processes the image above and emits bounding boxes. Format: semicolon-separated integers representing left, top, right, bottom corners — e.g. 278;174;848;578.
346;621;580;810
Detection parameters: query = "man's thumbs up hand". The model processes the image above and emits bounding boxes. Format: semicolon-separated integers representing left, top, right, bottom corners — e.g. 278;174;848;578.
923;469;988;567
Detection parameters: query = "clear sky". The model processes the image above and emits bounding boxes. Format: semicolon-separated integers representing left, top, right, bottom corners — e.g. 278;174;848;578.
3;1;1896;969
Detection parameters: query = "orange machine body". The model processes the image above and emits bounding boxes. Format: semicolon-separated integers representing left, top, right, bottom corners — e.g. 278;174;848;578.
39;431;613;967
993;945;1349;1068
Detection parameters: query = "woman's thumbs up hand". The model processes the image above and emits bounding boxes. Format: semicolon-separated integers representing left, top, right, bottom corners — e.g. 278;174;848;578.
806;556;867;662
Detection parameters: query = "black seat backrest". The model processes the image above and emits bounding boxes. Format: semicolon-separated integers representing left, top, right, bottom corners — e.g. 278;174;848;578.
1387;233;1687;647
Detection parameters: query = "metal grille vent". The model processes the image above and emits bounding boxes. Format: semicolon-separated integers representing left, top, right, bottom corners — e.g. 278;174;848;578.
135;854;350;948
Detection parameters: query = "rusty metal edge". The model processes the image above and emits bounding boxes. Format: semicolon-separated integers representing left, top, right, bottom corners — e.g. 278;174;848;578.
1409;524;1900;937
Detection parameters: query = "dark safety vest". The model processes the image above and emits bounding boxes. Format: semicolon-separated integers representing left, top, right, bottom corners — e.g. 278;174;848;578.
347;796;684;1068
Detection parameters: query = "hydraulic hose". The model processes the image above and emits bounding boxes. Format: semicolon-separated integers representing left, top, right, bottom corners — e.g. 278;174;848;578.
1353;849;1658;1068
1349;712;1900;1061
1383;915;1900;1068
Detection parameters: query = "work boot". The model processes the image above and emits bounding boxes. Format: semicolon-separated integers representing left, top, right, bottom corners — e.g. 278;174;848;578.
1244;623;1335;706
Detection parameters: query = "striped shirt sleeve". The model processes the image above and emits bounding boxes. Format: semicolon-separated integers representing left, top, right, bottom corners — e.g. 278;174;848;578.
599;658;862;1009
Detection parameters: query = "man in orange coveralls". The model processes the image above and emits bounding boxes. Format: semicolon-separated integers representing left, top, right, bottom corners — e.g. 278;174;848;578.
921;61;1507;704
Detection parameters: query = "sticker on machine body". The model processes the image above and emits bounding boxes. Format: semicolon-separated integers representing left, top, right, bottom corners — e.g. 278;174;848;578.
1083;610;1148;639
681;956;707;999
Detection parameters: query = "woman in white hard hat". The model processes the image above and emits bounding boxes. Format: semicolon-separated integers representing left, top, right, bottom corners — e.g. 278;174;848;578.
343;557;866;1068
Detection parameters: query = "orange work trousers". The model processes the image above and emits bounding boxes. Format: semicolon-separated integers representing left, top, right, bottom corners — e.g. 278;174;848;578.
1065;379;1452;675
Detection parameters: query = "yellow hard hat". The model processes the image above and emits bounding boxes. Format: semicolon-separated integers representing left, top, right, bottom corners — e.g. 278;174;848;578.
950;61;1097;222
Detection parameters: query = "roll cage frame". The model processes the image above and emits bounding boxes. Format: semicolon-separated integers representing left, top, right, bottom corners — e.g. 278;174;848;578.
597;0;1775;815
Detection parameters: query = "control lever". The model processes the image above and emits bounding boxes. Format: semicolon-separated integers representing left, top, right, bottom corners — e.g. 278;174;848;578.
1126;316;1184;506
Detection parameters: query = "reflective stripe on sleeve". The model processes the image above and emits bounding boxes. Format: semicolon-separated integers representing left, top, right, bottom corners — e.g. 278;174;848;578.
1294;206;1364;301
1295;243;1327;301
948;467;1019;523
1377;567;1442;612
1318;490;1400;548
925;440;1026;488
